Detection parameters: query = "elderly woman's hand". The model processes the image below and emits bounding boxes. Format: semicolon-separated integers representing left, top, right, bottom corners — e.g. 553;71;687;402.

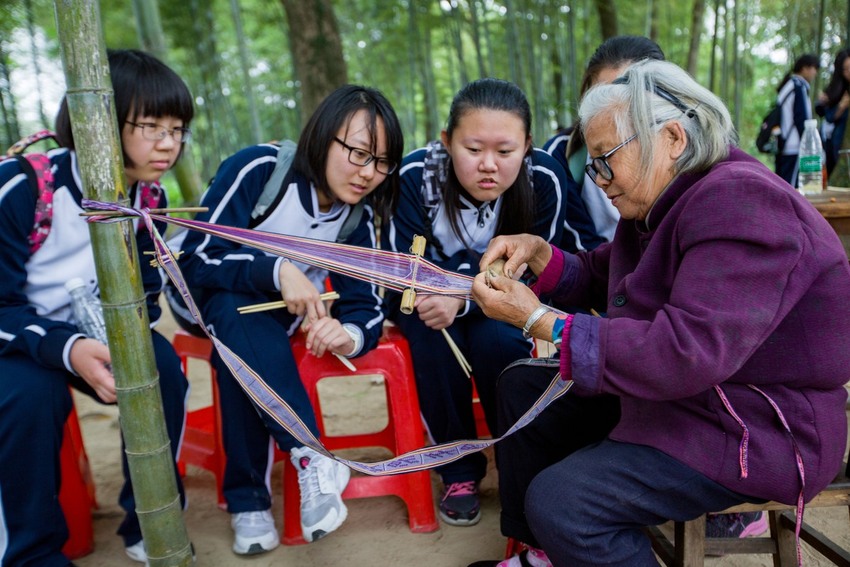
479;234;552;280
472;270;543;329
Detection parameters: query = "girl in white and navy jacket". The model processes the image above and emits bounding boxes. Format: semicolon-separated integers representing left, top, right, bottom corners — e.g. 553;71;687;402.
0;49;193;566
178;85;403;554
776;53;820;187
383;78;567;528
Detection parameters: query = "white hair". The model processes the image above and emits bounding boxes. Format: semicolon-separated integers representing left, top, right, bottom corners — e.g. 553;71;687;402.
578;59;737;180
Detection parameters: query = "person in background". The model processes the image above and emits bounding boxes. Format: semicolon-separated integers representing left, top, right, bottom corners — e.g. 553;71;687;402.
177;85;403;555
543;35;665;253
469;59;850;566
817;48;850;175
0;49;193;566
776;53;820;187
383;78;567;528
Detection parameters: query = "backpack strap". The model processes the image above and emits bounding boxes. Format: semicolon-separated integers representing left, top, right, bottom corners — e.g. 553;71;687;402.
19;153;56;254
250;140;298;226
3;131;60;254
138;182;163;209
6;130;58;157
419;141;450;260
336;202;365;243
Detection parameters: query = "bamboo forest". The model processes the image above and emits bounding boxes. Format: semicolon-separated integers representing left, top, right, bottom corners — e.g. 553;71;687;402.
3;0;849;201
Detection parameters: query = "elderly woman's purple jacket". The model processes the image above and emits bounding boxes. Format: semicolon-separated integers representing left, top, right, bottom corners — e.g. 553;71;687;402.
537;147;850;505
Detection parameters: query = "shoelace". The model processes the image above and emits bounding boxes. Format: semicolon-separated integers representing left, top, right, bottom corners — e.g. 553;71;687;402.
298;458;323;501
442;480;476;500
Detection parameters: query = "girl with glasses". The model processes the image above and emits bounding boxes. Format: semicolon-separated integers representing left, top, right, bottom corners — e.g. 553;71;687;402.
177;84;403;556
383;78;567;528
0;48;193;566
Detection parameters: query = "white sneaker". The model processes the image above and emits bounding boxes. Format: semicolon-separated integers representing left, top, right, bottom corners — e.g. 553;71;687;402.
125;540;147;565
290;446;350;542
231;510;280;555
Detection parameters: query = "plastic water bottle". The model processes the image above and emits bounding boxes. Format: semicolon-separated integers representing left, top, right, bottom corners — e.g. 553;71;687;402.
64;277;109;345
798;118;824;195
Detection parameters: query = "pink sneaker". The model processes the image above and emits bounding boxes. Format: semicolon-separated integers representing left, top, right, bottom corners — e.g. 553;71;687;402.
706;511;768;538
496;547;552;567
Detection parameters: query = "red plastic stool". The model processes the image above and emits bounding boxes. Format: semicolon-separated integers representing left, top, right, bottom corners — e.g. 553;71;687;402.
282;325;438;544
173;330;230;508
471;381;491;438
60;399;97;559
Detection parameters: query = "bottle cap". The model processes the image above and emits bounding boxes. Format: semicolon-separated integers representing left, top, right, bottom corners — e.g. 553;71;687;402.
805;118;818;128
64;277;86;292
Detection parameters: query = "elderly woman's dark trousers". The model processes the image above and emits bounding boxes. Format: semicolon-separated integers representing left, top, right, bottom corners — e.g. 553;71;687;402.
495;360;755;567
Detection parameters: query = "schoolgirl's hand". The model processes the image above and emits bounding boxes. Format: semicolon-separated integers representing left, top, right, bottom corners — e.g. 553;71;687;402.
414;295;464;330
302;316;355;358
278;262;326;321
69;337;116;403
479;234;552;279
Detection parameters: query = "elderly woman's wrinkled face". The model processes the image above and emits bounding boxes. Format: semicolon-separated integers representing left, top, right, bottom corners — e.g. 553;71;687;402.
583;113;676;221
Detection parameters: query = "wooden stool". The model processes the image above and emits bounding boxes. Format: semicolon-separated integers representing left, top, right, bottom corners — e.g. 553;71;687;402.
649;457;850;565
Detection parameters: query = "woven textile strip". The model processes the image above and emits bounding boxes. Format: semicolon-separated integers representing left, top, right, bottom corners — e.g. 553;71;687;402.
83;199;572;475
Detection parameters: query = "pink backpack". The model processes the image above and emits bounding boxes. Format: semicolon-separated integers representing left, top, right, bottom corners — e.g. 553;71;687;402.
4;130;162;254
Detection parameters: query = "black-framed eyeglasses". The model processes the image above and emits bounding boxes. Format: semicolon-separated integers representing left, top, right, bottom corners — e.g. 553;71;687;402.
585;133;637;183
334;137;397;175
126;121;192;143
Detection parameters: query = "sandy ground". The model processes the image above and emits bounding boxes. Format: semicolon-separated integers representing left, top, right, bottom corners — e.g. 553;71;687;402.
67;304;850;567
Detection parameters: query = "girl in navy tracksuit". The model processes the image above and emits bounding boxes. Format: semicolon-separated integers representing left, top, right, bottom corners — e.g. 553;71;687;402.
543;35;665;254
178;85;403;554
383;78;566;527
776;54;820;187
0;49;192;566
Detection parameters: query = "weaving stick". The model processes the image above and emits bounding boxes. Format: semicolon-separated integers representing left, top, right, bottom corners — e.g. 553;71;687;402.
402;235;473;377
400;235;426;314
237;292;340;314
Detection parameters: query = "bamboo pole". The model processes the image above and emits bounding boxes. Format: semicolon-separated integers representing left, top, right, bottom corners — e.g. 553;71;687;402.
52;2;193;565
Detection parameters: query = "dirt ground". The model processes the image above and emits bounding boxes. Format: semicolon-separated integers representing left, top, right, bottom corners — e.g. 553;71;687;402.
68;303;850;567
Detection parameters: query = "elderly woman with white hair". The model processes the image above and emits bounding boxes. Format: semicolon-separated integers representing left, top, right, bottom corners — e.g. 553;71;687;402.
468;59;850;567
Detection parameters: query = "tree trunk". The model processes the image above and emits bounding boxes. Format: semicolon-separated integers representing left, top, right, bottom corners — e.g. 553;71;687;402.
720;0;730;103
469;0;488;77
0;45;21;147
131;0;203;207
420;3;441;142
188;0;241;173
52;2;192;565
445;4;468;86
594;0;618;39
405;0;421;144
25;0;50;129
709;0;721;92
230;0;264;144
504;0;523;88
686;0;705;76
280;0;347;124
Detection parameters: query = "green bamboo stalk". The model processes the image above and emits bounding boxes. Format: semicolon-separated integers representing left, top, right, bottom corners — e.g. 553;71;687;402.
52;2;193;565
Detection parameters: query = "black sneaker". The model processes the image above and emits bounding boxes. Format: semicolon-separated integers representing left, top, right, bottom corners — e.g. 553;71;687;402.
439;481;481;526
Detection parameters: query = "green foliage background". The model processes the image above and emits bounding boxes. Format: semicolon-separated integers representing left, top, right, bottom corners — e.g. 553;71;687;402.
2;0;848;200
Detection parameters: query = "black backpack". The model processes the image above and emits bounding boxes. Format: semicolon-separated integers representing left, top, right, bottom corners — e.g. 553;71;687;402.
755;91;793;154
